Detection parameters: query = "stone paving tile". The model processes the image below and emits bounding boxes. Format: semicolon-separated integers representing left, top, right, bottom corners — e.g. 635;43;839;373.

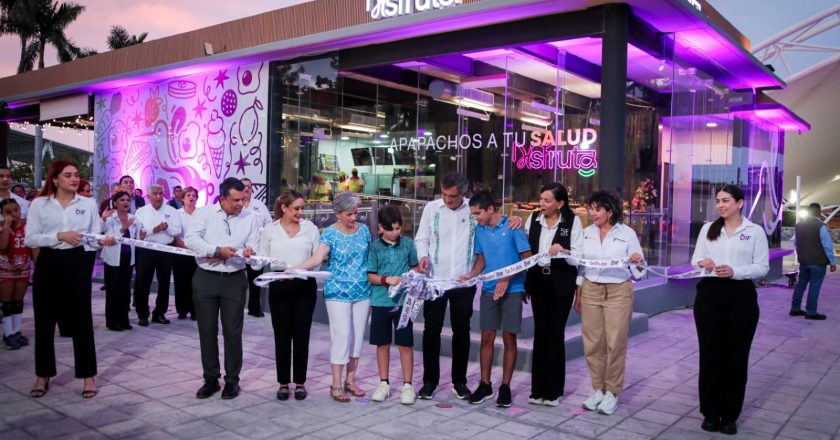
2;271;840;439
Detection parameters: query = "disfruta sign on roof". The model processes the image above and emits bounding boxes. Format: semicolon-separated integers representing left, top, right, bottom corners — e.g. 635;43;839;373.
366;0;462;20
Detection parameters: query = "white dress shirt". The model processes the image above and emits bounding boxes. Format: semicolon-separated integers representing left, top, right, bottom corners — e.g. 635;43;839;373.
414;198;476;280
9;193;29;219
257;219;320;270
135;204;181;244
245;198;273;228
176;207;197;239
691;218;769;280
100;212;139;266
524;212;584;267
24;194;102;249
184;205;262;272
579;222;646;285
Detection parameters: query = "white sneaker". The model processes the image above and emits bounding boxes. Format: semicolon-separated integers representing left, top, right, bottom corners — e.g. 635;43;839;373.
400;383;416;405
597;391;618;415
528;396;544;405
372;382;390;402
542;397;561;407
582;389;604;411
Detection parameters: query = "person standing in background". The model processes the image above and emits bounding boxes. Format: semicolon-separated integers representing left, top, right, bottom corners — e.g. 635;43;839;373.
134;184;182;326
168;186;184;209
0;166;29;219
790;202;837;320
173;186;199;320
100;191;139;331
240;178;272;318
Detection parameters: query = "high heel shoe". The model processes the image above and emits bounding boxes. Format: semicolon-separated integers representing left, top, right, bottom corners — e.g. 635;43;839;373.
30;377;50;398
82;378;97;399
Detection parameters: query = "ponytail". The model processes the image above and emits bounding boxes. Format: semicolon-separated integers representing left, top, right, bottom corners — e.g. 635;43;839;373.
706;217;725;241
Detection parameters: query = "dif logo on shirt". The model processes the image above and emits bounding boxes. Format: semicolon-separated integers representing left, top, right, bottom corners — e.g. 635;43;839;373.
740;234;752;241
75;209;86;215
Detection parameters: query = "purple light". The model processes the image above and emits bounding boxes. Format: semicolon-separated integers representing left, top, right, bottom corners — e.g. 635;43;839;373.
731;103;810;132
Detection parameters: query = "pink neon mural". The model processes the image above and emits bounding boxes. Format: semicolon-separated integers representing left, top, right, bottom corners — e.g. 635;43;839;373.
511;128;599;177
93;62;268;206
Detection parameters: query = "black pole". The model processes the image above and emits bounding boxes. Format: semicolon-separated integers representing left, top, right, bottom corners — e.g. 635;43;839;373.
599;4;629;196
0;121;8;166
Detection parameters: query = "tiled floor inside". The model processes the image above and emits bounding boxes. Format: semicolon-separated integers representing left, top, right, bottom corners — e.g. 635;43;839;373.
1;271;839;439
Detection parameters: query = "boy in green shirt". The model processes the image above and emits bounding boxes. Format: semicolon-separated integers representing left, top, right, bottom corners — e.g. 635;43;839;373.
367;205;419;404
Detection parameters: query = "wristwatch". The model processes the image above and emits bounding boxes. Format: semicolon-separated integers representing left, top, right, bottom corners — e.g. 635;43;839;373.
214;246;222;258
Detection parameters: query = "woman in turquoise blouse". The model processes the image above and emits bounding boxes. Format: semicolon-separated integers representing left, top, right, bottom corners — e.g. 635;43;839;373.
295;192;371;402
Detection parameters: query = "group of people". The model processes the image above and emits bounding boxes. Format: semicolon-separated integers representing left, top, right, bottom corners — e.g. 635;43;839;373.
6;160;828;436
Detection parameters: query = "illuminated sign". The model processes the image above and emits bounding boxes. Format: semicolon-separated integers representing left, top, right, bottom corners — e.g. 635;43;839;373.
388;127;598;177
366;0;462;20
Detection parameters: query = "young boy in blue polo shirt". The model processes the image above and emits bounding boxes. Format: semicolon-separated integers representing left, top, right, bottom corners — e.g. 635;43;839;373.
367;205;419;405
459;191;532;407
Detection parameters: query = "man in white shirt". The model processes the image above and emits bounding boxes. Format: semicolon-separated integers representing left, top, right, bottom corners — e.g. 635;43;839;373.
0;166;29;219
185;177;261;400
414;172;521;400
241;178;272;317
134;184;182;326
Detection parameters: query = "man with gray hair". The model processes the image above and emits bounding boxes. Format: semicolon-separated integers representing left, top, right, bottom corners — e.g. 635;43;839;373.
414;172;522;400
134;184;182;326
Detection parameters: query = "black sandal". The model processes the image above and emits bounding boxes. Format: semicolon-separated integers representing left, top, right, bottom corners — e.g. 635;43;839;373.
294;385;307;401
82;378;97;399
30;378;50;398
276;385;290;401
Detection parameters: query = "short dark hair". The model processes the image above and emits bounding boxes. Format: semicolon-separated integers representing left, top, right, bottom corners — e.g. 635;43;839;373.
0;198;19;210
587;189;623;225
219;177;245;198
441;172;469;194
378;205;403;231
809;203;821;217
173;185;182;191
119;175;133;184
111;191;130;204
468;191;497;211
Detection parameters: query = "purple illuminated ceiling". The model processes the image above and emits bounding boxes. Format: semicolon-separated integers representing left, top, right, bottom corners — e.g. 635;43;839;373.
731;103;811;132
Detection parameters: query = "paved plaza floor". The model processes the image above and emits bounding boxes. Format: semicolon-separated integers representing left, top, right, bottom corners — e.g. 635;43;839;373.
1;270;839;439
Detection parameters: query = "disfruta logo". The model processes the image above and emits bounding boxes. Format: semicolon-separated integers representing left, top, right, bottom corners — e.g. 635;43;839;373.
366;0;462;20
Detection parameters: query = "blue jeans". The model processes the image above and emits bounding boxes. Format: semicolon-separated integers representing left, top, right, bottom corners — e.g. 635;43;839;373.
791;264;827;315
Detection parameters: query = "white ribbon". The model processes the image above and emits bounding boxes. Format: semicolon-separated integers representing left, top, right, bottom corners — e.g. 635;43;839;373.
254;270;333;287
82;233;290;269
387;252;718;329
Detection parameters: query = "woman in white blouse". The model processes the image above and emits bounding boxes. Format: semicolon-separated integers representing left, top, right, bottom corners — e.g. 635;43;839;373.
258;190;320;401
173;186;198;320
574;189;645;416
523;182;583;406
24;160;117;399
101;191;139;331
691;185;768;436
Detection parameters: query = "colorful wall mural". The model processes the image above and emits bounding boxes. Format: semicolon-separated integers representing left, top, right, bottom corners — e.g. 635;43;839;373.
93;62;268;206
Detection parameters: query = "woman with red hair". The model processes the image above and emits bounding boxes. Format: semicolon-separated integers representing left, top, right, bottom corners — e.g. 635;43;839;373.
25;161;117;399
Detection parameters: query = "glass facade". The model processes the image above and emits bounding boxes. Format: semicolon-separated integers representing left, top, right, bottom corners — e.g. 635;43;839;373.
267;30;787;263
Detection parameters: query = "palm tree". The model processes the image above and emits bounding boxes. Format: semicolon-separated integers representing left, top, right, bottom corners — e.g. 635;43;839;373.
1;0;38;73
18;0;86;72
106;25;147;50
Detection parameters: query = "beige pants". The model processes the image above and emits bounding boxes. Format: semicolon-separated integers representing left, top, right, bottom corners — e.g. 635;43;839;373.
580;279;633;394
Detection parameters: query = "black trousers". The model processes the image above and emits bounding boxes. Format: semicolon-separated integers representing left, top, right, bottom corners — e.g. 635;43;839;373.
269;278;317;384
422;286;476;386
193;268;248;384
133;247;173;319
172;254;197;316
694;278;759;424
246;266;263;315
33;247;97;378
529;273;575;400
104;253;133;329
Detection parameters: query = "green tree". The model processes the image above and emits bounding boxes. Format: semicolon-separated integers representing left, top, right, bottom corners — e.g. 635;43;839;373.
0;0;38;73
106;25;147;50
17;0;86;72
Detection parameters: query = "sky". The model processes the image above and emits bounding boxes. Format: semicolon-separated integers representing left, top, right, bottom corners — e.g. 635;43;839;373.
1;0;838;78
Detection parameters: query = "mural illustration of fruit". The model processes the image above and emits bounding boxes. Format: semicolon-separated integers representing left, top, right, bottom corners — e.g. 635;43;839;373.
220;89;237;117
144;88;162;127
238;98;264;146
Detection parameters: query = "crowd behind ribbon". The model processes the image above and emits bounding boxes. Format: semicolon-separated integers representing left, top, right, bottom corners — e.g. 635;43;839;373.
1;162;772;436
